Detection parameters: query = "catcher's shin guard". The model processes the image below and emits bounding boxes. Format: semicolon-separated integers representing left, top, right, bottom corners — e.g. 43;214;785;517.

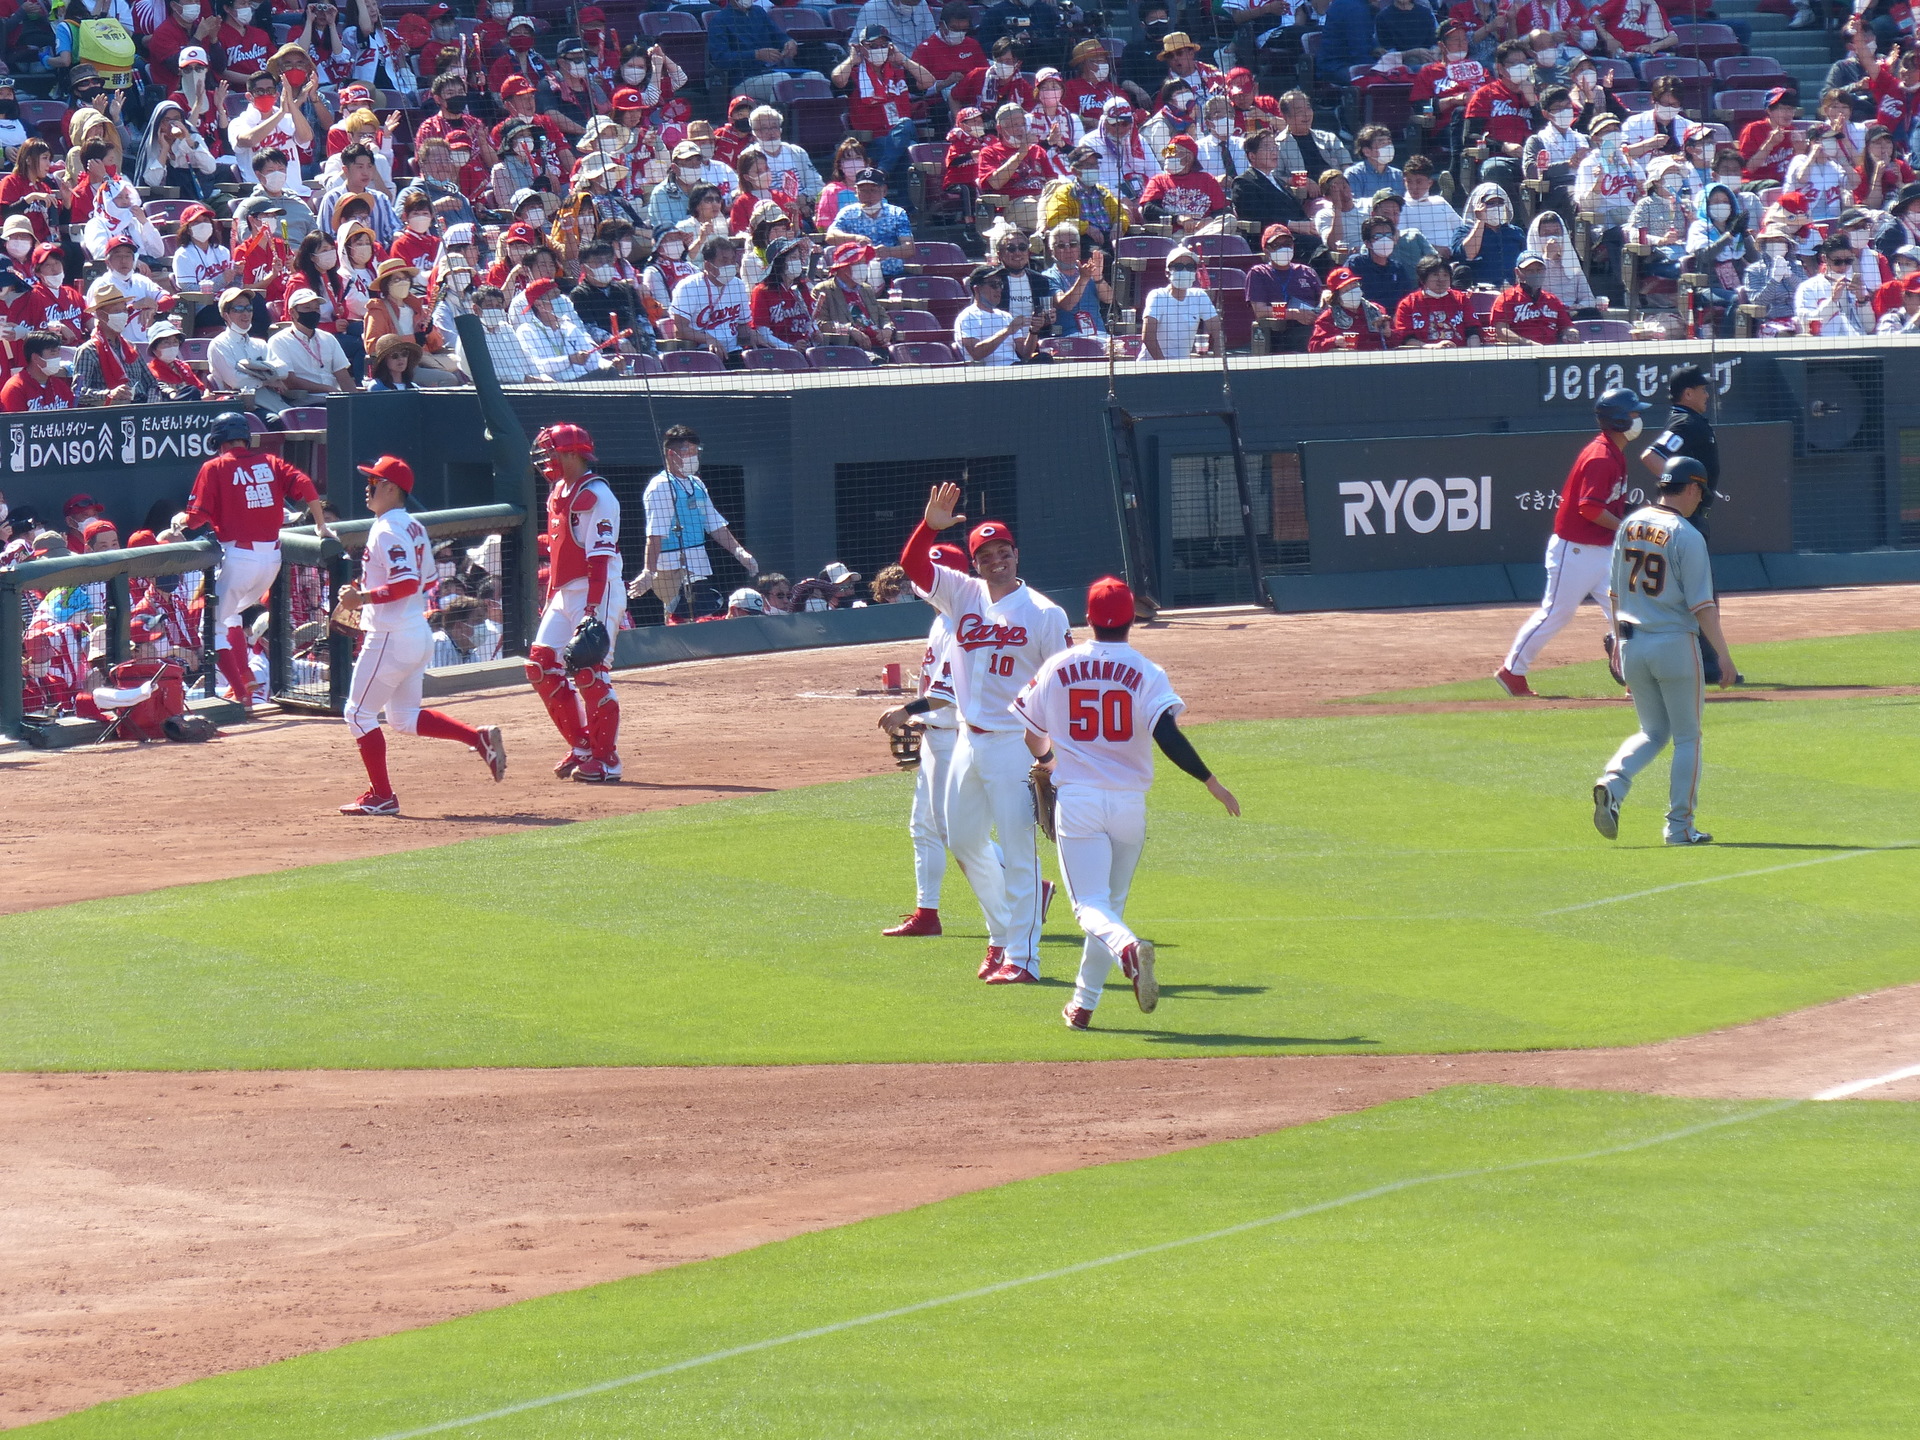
575;663;620;764
526;645;587;749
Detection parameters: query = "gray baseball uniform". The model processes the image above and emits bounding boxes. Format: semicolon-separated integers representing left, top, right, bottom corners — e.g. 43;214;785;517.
1597;501;1715;840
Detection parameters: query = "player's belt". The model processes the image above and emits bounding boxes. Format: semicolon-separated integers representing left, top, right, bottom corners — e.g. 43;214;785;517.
229;539;278;551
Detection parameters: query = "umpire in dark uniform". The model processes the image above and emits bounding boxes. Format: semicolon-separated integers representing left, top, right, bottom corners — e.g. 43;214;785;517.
1640;365;1739;683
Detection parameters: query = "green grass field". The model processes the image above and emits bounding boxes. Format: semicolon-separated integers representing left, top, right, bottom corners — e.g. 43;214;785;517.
3;682;1917;1069
28;1086;1920;1439
1358;628;1920;704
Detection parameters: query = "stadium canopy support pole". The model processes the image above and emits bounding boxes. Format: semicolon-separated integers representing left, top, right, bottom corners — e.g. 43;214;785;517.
0;576;21;739
1103;401;1161;613
457;310;541;654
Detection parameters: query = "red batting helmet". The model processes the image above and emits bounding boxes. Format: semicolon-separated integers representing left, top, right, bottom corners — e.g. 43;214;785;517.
534;422;594;456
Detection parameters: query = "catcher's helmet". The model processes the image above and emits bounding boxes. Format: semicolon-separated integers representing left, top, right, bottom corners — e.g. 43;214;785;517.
1593;387;1651;432
563;614;610;673
1659;455;1710;492
534;422;595;456
207;411;253;447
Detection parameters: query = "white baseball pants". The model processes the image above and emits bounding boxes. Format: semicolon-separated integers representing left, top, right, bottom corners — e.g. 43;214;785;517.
534;565;626;650
911;724;958;908
1502;533;1615;675
344;624;432;738
1055;784;1148;1014
214;542;281;650
945;726;1044;973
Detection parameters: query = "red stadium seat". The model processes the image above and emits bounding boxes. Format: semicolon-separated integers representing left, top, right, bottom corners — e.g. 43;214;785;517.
890;274;968;327
806;344;877;368
742;347;811;370
888;341;966;365
1713;55;1788;87
1671;23;1743;64
1038;335;1110;359
890;307;943;332
1713;89;1771;128
1569;318;1633;343
663;349;726;373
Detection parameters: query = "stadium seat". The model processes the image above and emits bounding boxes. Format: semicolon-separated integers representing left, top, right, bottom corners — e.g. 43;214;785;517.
280;406;328;431
1713;90;1771;128
1038;335;1110;359
742;347;811;370
890;308;942;332
888;341;966;365
1569;318;1633;343
1637;56;1711;113
1189;233;1252;258
773;74;834;103
770;7;832;40
889;274;968;327
18;99;68;146
1116;233;1175;307
1588;56;1638;87
627;353;664;374
1713;55;1788;87
639;10;698;33
663;349;726;373
909;239;972;282
1361;84;1415;133
806;344;877;368
1671;23;1743;64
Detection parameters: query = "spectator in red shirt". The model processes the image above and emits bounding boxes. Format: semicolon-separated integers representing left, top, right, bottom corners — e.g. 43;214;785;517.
976;102;1061;207
418;71;499;171
1060;37;1121;126
1309;267;1393;350
488;14;549;99
1138;134;1226;231
0;140;67;246
1223;67;1283;130
1490;250;1574;343
1393;253;1479;346
747;237;819;352
1738;88;1802;183
915;3;986;110
216;4;274;84
1871;242;1920;315
148;0;226;92
1465;43;1537;207
711;94;758;167
490;74;571;158
1855;123;1915;206
1593;0;1676;58
833;25;934;184
953;36;1036;112
0;331;75;411
11;244;86;343
1413;24;1489;163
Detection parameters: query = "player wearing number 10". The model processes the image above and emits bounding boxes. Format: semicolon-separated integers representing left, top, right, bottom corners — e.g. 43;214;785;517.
1592;456;1738;847
1015;576;1240;1031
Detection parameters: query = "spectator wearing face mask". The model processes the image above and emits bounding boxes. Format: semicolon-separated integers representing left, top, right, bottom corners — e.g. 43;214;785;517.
11;243;87;343
1041;144;1128;248
268;287;358;395
1489;250;1574;344
1832;206;1885;291
1396;155;1463;258
1343;124;1405;201
1410;24;1488;165
1352;214;1413;309
1628;155;1691;282
1;331;74;411
252;150;318;241
1141;247;1222;359
1245;222;1320;352
916;4;987;106
1525;207;1601;314
572;241;658;356
1521;85;1590;222
1621;76;1689;161
1685;180;1756;328
824;166;917;279
1875;269;1920;331
72;282;152;406
1366;191;1437;276
1739;224;1809;331
670;234;752;362
646;143;708;229
1738;88;1804;186
1573;113;1643;242
460;283;545;384
978;103;1065;227
518;275;618;379
208;287;293;412
940;105;988;214
1308;266;1392;351
1452;181;1525;286
640;224;694;318
1139;135;1226;232
953;35;1037;113
1784;122;1852;220
1794;236;1871;335
1088;97;1159;210
835;26;934;187
747;236;819;351
1392;253;1478;347
1870;241;1920;316
1464;44;1538;211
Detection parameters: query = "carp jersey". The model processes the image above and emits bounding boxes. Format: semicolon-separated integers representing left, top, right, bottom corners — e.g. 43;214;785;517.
1013;639;1184;792
361;507;431;633
917;566;1070;733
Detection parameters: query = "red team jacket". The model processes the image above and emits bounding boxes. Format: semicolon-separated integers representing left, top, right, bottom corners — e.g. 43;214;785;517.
1392;287;1475;347
185;448;319;545
1489;283;1571;344
1466;80;1535;146
1553;433;1630;546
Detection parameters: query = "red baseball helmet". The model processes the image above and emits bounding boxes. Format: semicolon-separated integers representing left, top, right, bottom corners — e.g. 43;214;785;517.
534;422;594;456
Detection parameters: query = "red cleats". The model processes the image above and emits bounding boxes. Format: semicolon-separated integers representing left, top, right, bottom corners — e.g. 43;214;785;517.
1494;666;1537;698
554;749;589;779
572;758;622;783
1121;940;1158;1014
985;962;1038;984
883;908;942;937
476;726;507;782
340;790;399;817
978;944;1006;980
1063;1004;1092;1030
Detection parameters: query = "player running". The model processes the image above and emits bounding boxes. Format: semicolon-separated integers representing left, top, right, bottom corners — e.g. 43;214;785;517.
336;456;508;817
900;483;1070;984
180;411;331;713
1592;456;1737;846
1497;387;1649;698
1016;576;1239;1030
877;543;971;938
525;422;625;783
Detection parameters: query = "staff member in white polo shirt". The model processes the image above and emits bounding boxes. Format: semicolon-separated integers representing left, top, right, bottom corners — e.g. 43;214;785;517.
266;287;357;397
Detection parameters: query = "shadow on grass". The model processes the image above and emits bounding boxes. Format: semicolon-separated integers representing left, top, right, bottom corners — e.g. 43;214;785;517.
1714;841;1914;852
1135;1030;1378;1048
1157;983;1270;999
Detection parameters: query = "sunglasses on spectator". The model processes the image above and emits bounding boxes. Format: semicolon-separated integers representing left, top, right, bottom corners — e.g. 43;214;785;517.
1000;241;1029;251
1831;257;1855;267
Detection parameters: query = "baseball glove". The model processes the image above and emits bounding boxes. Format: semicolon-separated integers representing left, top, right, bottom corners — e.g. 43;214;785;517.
888;720;925;769
564;615;611;673
329;595;364;635
1603;632;1626;688
1029;761;1058;843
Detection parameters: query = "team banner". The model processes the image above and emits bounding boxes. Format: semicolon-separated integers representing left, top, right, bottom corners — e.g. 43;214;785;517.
1298;423;1793;574
5;404;232;477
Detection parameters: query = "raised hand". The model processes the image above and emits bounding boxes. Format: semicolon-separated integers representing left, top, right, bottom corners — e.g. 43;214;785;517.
923;482;964;532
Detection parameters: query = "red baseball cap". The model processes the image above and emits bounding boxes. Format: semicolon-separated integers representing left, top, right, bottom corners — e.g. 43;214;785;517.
127;528;158;548
578;4;605;18
1085;575;1134;629
828;241;875;270
968;521;1014;555
500;75;535;100
1326;266;1362;291
1776;190;1809;215
357;455;415;492
928;543;968;573
79;516;118;545
611;86;645;109
503;221;539;244
524;276;559;302
1905;272;1920;293
64;492;102;516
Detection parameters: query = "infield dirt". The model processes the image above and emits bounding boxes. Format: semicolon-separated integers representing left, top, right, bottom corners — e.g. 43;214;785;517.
3;587;1917;1427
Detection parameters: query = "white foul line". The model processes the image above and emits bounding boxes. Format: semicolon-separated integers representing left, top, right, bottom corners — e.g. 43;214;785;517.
367;1100;1798;1440
1813;1063;1920;1101
1536;844;1914;916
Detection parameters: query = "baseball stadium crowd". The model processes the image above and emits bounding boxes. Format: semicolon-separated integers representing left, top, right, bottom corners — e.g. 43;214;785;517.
0;0;1896;404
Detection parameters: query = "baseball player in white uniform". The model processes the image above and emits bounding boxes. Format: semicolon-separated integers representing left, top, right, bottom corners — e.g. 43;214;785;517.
336;455;507;816
877;543;971;938
1015;576;1240;1030
900;483;1070;983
